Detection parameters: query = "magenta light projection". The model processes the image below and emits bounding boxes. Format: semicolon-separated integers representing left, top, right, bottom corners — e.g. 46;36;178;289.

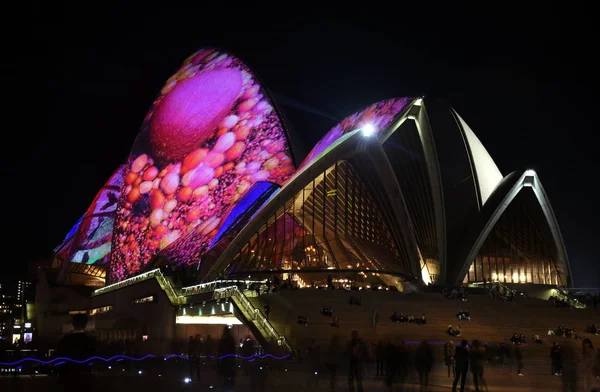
299;98;411;169
55;166;125;265
110;49;296;281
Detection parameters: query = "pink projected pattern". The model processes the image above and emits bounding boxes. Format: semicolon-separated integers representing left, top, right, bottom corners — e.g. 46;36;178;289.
109;49;295;281
299;98;410;169
55;166;125;265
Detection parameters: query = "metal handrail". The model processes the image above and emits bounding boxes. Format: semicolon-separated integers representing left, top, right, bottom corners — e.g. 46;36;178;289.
213;286;291;352
181;279;267;296
93;269;183;305
552;288;586;309
93;269;163;296
155;273;182;305
93;273;291;346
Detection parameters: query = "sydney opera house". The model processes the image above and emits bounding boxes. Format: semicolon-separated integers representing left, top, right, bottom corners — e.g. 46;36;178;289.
36;48;572;351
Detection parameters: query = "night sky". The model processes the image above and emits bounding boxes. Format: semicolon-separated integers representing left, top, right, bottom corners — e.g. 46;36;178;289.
5;5;598;287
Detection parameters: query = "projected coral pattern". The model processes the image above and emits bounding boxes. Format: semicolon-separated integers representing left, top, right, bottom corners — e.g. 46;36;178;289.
299;98;410;168
110;49;295;281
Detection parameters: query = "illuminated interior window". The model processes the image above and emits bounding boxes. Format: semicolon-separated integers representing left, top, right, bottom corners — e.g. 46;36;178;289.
132;295;155;304
226;160;410;277
69;305;113;316
464;188;565;286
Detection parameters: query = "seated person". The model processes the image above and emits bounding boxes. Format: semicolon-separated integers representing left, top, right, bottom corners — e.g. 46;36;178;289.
418;314;427;325
456;309;471;321
321;306;332;316
572;328;582;340
519;333;526;344
391;312;399;322
400;313;408;323
565;328;573;338
330;316;339;328
447;325;461;337
407;314;415;323
590;324;598;335
510;333;520;344
297;315;308;326
533;334;543;344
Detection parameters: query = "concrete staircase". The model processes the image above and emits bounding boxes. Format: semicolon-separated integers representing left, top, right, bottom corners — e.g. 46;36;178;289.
249;289;600;355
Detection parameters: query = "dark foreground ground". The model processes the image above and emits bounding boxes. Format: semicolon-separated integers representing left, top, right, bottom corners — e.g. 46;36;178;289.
0;357;586;391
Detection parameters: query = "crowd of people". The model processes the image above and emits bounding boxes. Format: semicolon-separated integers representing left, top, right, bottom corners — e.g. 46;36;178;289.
551;295;576;308
489;282;515;301
548;325;583;339
390;312;427;325
443;287;468;301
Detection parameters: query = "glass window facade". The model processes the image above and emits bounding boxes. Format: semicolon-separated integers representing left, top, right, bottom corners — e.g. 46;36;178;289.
225;160;411;277
464;188;567;286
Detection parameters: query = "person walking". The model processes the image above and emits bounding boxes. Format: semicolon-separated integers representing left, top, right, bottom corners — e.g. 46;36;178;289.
217;326;237;391
326;335;342;391
347;330;367;392
581;339;599;392
470;340;488;392
452;340;470;392
515;343;524;376
445;341;456;377
562;344;578;392
375;340;385;376
187;335;197;381
415;340;434;392
372;308;379;328
56;314;96;392
384;340;399;391
550;342;562;375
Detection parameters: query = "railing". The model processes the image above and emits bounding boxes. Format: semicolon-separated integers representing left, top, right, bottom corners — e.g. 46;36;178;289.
93;273;290;348
496;282;517;296
213;286;291;352
93;269;164;296
155;272;183;305
552;288;586;309
93;269;182;305
180;279;267;297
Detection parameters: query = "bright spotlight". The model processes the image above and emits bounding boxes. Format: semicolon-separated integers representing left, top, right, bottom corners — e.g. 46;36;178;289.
362;124;375;137
184;377;192;383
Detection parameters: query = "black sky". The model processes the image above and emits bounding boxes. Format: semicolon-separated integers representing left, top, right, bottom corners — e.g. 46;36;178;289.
4;4;598;286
